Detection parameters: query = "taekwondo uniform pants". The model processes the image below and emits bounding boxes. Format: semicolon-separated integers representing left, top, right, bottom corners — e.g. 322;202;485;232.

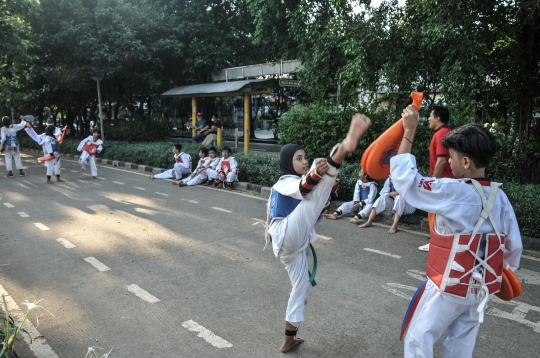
404;281;482;358
4;147;23;171
185;171;207;186
45;158;61;176
80;152;98;177
153;169;175;179
208;170;237;183
337;200;373;218
269;172;336;326
373;194;415;217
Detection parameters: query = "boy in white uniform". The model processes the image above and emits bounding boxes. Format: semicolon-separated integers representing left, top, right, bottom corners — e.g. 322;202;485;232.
323;168;377;221
208;146;238;190
24;122;65;183
202;146;221;185
1;116;29;178
176;147;210;187
392;105;522;358
150;144;192;180
358;175;415;233
266;114;371;353
77;129;103;178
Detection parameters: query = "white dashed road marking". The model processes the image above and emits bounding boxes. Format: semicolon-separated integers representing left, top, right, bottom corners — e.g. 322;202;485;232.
318;235;332;240
127;284;161;303
84;257;111;272
57;238;76;249
523;254;540;263
33;223;50;231
211;207;233;213
70;170;78;173
82;173;90;176
0;283;60;358
155;192;169;196
96;177;106;180
188;200;198;204
133;186;146;191
181;320;233;348
113;181;124;185
4;203;14;208
364;248;401;259
517;268;540;286
17;212;30;218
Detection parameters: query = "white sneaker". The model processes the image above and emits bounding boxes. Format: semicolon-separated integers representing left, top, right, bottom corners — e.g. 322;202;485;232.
418;243;430;252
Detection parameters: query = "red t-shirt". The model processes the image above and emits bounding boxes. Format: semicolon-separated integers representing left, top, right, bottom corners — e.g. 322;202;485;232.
430;125;454;178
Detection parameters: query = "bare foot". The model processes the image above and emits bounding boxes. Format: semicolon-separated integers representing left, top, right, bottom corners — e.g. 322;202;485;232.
81;167;85;172
92;176;97;179
46;180;54;184
324;213;338;220
350;218;362;224
56;178;65;182
150;175;155;179
280;336;304;353
341;114;372;153
172;180;181;185
388;227;398;234
178;182;187;187
359;221;372;228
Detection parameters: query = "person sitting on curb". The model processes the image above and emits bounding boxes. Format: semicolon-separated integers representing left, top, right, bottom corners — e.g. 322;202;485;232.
203;146;222;185
208;146;238;190
150;143;192;180
175;147;210;187
358;175;415;234
324;167;377;222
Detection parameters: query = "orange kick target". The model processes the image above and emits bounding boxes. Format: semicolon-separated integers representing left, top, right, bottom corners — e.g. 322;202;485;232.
361;92;423;180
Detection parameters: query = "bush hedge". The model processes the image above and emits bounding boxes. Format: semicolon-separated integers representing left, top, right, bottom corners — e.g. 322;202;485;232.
18;136;540;238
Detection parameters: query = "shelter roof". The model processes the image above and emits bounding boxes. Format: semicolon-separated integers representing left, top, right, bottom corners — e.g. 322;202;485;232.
161;79;278;98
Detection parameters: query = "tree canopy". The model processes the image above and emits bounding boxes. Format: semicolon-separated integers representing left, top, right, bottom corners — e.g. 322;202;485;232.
1;0;539;182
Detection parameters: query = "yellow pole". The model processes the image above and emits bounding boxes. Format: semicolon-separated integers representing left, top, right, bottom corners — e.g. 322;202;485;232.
244;94;250;154
191;97;197;137
217;128;223;147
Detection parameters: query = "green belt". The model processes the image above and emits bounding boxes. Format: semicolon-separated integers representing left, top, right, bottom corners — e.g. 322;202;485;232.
309;243;317;287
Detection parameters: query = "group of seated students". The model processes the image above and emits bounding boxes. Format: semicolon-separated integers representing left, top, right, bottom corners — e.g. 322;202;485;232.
187;112;222;145
323;167;416;234
150;143;238;190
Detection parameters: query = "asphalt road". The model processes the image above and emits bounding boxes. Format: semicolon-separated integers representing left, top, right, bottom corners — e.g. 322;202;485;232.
1;152;539;358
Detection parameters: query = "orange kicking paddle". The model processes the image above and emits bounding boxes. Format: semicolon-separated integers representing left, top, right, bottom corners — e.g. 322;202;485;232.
361;70;426;180
38;156;54;163
495;267;523;301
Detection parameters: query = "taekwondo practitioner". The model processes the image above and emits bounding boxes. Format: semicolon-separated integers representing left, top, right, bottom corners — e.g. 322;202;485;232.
1;115;29;178
392;105;522;358
24;121;65;183
358;175;415;233
207;146;238;190
150;144;192;180
176;147;210;187
77;129;103;178
323;167;377;222
265;114;371;353
202;146;222;186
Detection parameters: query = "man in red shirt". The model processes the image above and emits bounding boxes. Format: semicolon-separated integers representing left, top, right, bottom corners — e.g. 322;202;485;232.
419;106;454;251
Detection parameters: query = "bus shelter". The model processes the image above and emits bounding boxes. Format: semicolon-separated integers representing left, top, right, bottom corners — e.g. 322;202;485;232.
161;79;278;153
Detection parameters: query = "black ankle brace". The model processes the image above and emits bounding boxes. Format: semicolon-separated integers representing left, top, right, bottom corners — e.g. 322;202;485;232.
285;329;297;337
